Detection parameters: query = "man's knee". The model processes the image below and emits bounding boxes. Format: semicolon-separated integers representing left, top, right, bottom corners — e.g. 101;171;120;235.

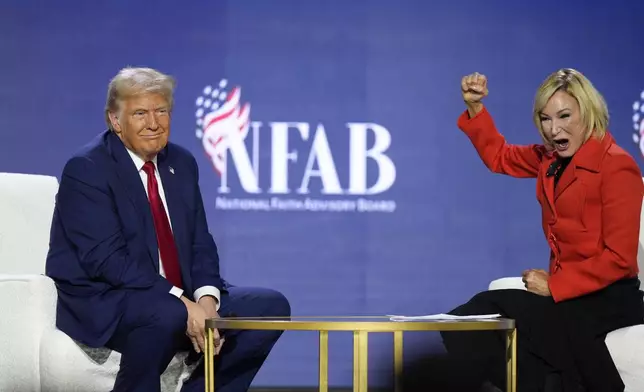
223;286;291;319
108;292;188;358
258;288;291;318
138;294;188;341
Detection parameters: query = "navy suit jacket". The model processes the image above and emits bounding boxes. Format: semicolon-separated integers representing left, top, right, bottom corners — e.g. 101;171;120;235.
46;130;225;347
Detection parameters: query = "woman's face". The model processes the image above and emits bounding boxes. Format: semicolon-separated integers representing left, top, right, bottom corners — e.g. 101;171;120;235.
539;90;586;157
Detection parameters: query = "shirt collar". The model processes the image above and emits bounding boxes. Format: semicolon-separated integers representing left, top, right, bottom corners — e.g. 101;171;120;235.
125;148;158;173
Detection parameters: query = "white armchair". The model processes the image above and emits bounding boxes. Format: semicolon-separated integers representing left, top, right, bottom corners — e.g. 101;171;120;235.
0;173;192;392
487;180;644;392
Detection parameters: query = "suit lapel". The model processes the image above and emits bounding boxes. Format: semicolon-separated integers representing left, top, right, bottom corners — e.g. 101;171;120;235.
554;164;577;200
106;132;150;209
105;131;160;270
542;165;557;217
553;134;610;201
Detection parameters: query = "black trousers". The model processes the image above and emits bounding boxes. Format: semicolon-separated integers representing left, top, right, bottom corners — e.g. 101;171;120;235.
434;278;644;392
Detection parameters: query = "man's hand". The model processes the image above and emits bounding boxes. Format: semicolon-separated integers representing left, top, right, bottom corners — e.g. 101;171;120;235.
522;269;551;296
198;296;225;355
461;72;488;117
180;296;208;353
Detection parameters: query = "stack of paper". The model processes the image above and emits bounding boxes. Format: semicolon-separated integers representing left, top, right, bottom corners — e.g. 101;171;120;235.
387;313;502;322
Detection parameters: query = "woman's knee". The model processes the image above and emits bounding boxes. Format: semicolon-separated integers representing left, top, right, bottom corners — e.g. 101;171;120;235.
449;291;497;315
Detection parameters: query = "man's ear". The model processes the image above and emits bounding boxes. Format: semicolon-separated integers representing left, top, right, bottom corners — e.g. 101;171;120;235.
108;111;122;133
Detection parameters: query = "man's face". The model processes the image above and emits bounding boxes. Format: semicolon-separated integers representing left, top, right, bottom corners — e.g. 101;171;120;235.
110;93;171;161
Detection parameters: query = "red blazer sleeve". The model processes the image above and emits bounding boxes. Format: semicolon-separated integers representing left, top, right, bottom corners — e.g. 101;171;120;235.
457;107;545;178
548;152;644;302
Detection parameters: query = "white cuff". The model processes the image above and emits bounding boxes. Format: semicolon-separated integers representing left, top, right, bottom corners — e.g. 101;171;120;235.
169;286;184;299
194;286;221;311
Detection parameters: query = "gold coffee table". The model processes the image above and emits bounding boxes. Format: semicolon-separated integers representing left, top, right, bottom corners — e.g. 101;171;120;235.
204;316;516;392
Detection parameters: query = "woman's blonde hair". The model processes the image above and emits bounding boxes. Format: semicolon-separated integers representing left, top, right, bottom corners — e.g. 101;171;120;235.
532;68;609;147
105;67;176;131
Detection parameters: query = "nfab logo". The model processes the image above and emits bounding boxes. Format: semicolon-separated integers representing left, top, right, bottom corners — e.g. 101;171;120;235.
194;79;396;213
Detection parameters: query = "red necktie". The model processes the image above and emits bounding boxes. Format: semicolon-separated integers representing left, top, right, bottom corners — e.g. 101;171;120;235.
142;161;183;288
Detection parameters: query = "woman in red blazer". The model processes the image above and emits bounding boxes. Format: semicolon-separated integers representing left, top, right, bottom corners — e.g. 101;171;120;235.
438;69;644;392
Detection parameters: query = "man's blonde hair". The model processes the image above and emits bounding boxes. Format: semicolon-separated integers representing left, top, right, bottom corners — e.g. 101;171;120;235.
104;67;176;131
532;68;609;147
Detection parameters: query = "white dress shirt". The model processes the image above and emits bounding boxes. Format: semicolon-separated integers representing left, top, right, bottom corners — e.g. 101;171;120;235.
126;149;220;309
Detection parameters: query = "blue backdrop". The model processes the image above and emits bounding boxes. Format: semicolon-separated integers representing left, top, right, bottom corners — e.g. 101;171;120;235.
2;0;644;387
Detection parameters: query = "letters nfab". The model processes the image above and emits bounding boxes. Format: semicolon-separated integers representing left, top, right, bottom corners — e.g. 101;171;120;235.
210;122;396;195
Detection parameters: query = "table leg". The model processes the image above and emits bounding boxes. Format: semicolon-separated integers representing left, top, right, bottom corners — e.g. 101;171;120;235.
205;328;215;392
393;331;403;392
353;331;368;392
319;330;329;392
506;328;517;392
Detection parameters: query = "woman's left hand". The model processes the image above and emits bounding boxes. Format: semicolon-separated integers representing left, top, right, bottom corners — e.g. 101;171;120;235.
522;269;551;296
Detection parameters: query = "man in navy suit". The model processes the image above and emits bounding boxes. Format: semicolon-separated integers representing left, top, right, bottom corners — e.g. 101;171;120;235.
46;67;290;392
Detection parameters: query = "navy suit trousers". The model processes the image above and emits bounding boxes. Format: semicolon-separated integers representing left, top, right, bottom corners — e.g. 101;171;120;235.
106;286;291;392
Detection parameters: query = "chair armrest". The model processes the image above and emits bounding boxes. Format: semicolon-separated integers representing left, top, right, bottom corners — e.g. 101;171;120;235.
40;327;196;392
0;274;57;391
488;277;526;291
40;328;120;392
0;275;200;392
605;326;644;392
0;274;57;325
